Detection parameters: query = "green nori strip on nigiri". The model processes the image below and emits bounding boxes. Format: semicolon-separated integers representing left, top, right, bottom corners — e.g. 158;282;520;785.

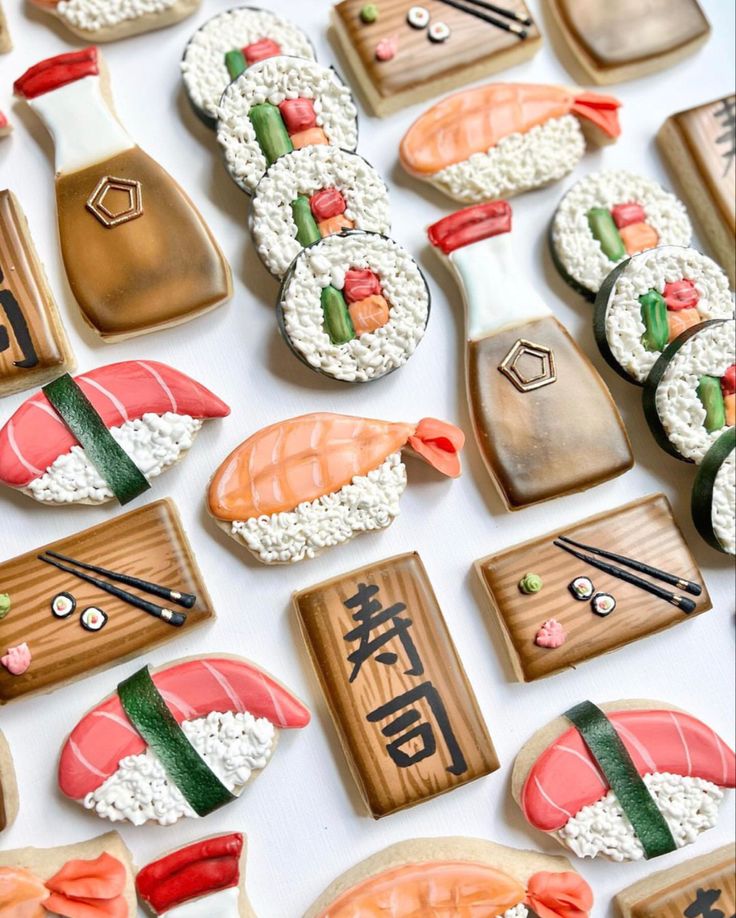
591;592;617;616
51;591;76;618
569;576;594;601
80;606;108;632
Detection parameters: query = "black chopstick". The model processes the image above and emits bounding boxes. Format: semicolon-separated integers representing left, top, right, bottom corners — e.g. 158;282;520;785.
449;0;531;25
553;542;697;614
557;536;702;597
39;554;187;627
44;549;197;608
435;0;528;37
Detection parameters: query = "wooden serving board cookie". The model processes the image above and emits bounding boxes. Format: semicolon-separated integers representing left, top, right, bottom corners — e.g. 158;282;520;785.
0;499;215;704
475;493;711;682
331;0;541;117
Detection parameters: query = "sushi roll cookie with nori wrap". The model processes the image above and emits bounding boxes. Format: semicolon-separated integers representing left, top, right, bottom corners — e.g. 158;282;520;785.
182;7;316;126
217;56;358;194
644;318;735;463
692;427;736;555
551;171;692;300
278;231;429;383
595;246;734;385
251;146;390;279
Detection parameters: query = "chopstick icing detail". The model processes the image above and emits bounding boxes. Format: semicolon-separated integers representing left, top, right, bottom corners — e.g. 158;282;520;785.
435;0;528;37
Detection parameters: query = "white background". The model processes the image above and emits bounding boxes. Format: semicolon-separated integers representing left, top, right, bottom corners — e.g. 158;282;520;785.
0;0;734;914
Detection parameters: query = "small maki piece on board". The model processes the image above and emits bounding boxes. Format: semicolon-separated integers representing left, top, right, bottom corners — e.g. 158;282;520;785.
251;146;390;279
0;728;18;831
569;576;594;601
27;0;201;42
551;171;692;300
217;56;358;194
643;318;735;464
80;607;108;632
181;8;316;127
51;592;76;619
692;426;736;556
591;591;616;616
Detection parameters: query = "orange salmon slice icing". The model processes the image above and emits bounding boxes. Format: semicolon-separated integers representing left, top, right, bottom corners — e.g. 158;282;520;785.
0;867;49;916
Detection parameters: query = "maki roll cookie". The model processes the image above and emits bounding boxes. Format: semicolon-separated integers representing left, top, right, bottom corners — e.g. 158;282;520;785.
643;318;735;463
692;427;736;555
279;231;429;382
595;246;734;385
251;146;390;279
182;7;316;126
551;171;692;300
217;57;358;194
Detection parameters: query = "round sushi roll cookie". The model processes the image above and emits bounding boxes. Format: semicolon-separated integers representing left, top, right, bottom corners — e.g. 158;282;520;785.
692;427;736;555
278;231;429;383
643;318;735;463
551;171;692;300
595;246;734;385
251;146;391;279
181;7;316;126
216;56;358;194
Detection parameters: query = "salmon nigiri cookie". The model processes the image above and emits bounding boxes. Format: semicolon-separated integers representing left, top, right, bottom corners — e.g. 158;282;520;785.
305;837;593;918
27;0;199;42
513;699;736;862
208;413;464;564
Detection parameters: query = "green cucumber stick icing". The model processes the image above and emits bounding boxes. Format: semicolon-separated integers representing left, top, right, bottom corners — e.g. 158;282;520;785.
249;103;293;165
587;208;625;262
697;376;726;432
321;285;355;344
639;290;669;352
292;196;321;247
224;49;247;81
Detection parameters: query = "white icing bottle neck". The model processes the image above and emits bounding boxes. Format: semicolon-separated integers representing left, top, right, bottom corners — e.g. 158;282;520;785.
448;232;551;341
29;76;135;176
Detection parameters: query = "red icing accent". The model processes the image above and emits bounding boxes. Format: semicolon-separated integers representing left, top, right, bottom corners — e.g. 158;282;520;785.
137;834;243;914
525;871;594;918
0;360;230;488
310;188;347;222
663;278;700;311
428;201;512;254
14;48;99;100
278;98;317;134
407;418;465;478
722;364;736;396
570;91;621;138
242;38;281;65
0;111;7;129
611;202;646;229
343;268;382;303
521;709;736;832
58;658;311;799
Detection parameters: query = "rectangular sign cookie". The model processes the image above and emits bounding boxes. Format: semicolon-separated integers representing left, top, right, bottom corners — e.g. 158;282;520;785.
0;498;215;704
295;551;498;818
475;493;711;682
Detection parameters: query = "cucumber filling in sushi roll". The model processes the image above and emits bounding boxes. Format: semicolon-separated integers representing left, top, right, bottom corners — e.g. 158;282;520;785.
251;146;390;278
217;56;358;194
278;231;430;383
692;427;736;555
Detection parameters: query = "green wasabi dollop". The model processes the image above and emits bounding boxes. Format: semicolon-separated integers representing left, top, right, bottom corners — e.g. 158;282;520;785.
360;4;379;23
519;573;543;595
0;593;10;618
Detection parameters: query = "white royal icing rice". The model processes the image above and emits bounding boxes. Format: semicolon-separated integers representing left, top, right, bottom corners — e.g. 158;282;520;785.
430;114;585;204
251;145;391;278
26;413;202;504
230;452;407;563
558;772;724;862
654;319;734;463
56;0;176;31
712;448;736;554
552;170;692;295
217;56;358;194
84;711;275;826
604;246;734;383
182;7;315;121
280;232;429;382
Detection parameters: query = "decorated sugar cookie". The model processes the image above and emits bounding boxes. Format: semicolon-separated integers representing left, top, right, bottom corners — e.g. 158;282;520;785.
217;56;359;194
58;655;310;826
182;7;316;125
693;427;736;555
251;146;390;279
28;0;199;42
0;361;229;506
400;83;622;204
512;699;736;862
0;2;11;52
0;111;10;138
278;231;428;382
0;728;18;831
208;413;464;564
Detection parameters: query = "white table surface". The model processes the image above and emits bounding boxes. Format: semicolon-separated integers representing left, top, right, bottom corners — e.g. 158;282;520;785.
0;0;734;914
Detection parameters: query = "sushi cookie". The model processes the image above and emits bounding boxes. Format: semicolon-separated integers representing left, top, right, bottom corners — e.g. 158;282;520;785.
278;231;429;382
207;413;464;564
217;56;359;194
182;7;316;126
0;728;18;831
551;170;692;300
643;318;735;463
27;0;199;43
251;146;391;279
595;245;734;385
400;83;622;204
692;427;736;555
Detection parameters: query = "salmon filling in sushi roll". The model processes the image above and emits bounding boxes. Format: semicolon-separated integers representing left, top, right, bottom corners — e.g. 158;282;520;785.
217;56;358;194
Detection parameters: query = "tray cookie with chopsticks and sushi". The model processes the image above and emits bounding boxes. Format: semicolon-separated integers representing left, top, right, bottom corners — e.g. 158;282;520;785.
475;493;712;683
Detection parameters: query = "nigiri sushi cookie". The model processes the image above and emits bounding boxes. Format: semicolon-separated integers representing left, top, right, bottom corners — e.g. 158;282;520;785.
251;146;391;278
692;427;736;555
0;728;18;832
217;56;358;194
182;7;316;126
513;699;736;862
278;231;429;382
28;0;200;43
551;170;692;300
595;246;734;385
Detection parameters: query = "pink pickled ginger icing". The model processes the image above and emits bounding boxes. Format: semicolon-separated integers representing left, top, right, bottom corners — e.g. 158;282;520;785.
1;643;31;675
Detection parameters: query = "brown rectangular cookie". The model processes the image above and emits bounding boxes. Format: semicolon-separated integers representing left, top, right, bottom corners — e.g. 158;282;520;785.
0;499;215;704
475;493;712;682
295;551;498;818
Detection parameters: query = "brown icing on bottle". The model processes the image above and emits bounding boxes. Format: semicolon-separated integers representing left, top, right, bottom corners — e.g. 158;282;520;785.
14;48;232;341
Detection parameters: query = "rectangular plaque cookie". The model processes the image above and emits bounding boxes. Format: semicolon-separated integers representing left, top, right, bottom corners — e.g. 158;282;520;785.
0;499;215;704
475;493;712;683
295;551;499;818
